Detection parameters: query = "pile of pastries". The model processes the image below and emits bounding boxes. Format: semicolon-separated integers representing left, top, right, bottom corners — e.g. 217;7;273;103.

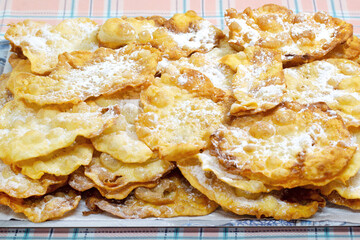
1;4;360;222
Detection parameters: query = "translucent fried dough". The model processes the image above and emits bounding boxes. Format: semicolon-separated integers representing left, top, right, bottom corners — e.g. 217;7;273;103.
84;153;174;191
198;151;280;193
5;18;99;74
136;73;228;161
177;158;323;220
14;141;94;179
84;171;218;218
0;100;119;164
220;46;285;116
8;45;161;105
225;4;352;66
92;93;153;163
98;17;164;48
151;11;225;59
0;159;67;198
325;191;360;210
69;165;158;200
211;102;356;188
284;59;360;127
0;187;81;222
323;36;360;60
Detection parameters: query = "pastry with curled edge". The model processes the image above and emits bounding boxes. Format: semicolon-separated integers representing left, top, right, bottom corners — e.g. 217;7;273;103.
177;157;325;220
98;11;224;59
7;45;160;105
220;46;285;116
225;4;353;67
0;187;80;223
84;170;218;218
5;18;99;74
210;102;356;188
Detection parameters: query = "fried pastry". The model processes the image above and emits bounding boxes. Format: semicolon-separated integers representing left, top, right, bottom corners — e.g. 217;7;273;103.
325;191;360;210
0;187;80;222
69;165;158;200
13;140;93;179
177;158;324;220
151;11;225;59
284;59;360;127
0;74;12;109
8;45;160;105
84;170;218;218
210;102;356;188
5;18;99;74
157;39;236;94
98;17;164;48
0;100;119;164
136;72;228;161
92;92;153;163
198;151;280;193
323;36;360;60
84;153;174;192
0;159;67;198
225;4;352;66
220;46;285;116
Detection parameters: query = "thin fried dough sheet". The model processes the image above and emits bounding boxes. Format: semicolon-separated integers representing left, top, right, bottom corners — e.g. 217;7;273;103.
225;4;352;66
92;92;153;163
14;140;94;179
5;18;99;74
284;59;360;127
210;102;356;188
157;39;236;94
70;165;158;200
8;45;160;105
0;187;81;222
326;191;360;210
221;46;285;116
136;73;228;161
323;36;360;60
0;159;67;198
177;158;324;220
0;100;119;164
0;74;13;109
84;170;218;218
84;153;174;192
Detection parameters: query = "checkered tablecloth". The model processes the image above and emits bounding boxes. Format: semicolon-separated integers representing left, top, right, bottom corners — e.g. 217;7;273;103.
1;0;360;239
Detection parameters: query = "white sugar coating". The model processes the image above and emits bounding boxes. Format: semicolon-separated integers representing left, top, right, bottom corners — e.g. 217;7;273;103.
227;17;261;48
168;20;218;51
284;60;360;125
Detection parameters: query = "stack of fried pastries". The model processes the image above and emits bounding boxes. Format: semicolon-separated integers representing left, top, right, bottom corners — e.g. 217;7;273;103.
1;4;360;223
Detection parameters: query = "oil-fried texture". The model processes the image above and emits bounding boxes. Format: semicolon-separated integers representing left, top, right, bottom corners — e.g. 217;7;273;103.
14;141;94;179
84;171;218;218
323;36;360;60
98;17;164;48
177;158;323;220
151;11;225;59
157;39;236;94
221;46;285;116
8;45;160;105
0;100;119;164
136;73;228;161
92;92;153;163
211;102;356;188
284;59;360;127
84;153;174;191
5;18;99;74
198;151;280;193
225;4;352;66
0;159;67;198
69;166;158;200
0;74;12;109
325;191;360;210
0;187;81;222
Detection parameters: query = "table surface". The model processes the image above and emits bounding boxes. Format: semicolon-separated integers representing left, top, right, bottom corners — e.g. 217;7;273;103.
1;0;360;239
